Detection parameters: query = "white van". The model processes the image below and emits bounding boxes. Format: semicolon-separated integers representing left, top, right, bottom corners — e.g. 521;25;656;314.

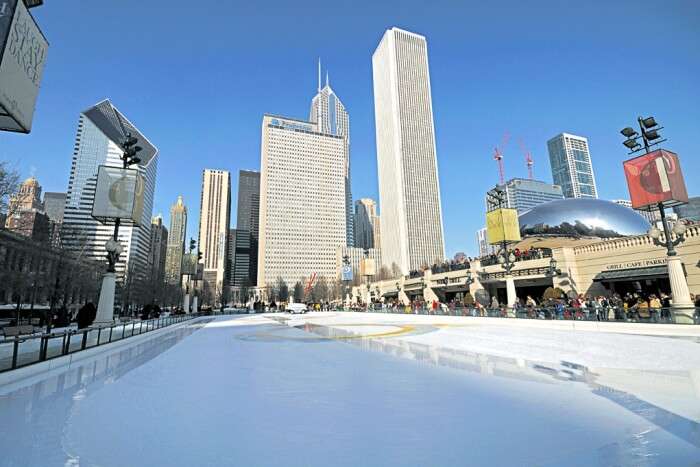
287;303;308;314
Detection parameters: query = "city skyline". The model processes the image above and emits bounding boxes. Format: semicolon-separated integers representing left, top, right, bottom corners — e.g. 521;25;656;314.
2;1;699;257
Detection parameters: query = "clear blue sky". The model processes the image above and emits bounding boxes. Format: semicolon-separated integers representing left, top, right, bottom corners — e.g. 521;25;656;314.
2;0;699;257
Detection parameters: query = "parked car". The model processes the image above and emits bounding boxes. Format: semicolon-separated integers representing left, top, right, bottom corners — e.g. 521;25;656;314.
287;303;308;314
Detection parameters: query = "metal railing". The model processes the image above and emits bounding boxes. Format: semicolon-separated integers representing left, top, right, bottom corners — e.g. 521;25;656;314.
338;305;700;325
0;309;248;374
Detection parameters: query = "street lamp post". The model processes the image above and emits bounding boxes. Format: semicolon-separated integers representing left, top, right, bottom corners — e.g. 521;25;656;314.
362;249;374;309
342;255;351;308
488;186;519;314
94;133;142;324
620;117;693;319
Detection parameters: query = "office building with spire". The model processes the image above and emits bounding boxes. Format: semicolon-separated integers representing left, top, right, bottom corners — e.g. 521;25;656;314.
372;27;445;273
165;196;187;285
310;61;353;247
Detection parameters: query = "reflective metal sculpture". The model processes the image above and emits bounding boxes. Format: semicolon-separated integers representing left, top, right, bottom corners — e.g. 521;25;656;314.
519;198;650;238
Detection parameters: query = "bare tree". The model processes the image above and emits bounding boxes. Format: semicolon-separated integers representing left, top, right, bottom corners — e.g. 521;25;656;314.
0;161;20;218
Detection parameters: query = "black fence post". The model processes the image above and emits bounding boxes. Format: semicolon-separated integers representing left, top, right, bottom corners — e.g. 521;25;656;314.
11;338;19;369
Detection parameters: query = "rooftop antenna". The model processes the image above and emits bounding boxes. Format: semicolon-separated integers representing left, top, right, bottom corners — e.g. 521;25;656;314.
326;70;329;88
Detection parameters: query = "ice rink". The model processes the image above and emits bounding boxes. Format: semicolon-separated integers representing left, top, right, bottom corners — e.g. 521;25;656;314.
0;312;699;466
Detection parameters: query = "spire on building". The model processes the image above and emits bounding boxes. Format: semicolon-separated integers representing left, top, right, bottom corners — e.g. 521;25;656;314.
317;57;321;92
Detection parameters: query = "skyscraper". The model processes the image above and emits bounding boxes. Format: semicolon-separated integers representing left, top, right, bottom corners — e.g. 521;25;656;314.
547;133;598;199
372;27;445;273
43;191;66;246
310;63;353;246
476;228;495;257
258;114;346;287
227;228;252;298
61;100;158;285
148;215;168;289
164;196;187;285
198;169;231;292
235;170;260;284
485;178;564;213
354;198;380;250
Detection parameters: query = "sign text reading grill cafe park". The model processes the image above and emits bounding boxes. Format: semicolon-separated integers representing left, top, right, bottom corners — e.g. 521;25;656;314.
605;257;667;271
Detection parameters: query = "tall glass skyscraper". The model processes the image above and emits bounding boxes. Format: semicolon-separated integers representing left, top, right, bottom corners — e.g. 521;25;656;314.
310;65;353;247
61;99;158;287
547;133;598;199
232;170;260;286
354;198;380;250
373;27;445;273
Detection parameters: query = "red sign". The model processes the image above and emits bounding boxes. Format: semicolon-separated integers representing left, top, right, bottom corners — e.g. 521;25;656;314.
623;149;688;210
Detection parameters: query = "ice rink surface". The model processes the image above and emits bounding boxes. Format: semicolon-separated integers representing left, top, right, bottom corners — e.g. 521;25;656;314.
0;312;699;466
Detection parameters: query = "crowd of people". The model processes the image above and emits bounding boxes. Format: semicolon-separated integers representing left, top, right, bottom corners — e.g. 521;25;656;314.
480;247;551;266
355;290;700;323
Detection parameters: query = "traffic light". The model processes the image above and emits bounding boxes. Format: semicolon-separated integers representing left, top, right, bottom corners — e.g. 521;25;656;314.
121;132;142;166
189;238;196;253
197;251;202;262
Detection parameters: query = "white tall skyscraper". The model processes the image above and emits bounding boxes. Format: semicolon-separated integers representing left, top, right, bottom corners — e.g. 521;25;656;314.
198;169;231;291
62;100;158;285
372;27;445;273
310;62;353;247
547;133;598;199
258;115;347;287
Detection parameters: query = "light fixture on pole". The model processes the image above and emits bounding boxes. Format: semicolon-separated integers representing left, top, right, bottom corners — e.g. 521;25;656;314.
546;257;562;277
94;132;143;324
620;115;693;321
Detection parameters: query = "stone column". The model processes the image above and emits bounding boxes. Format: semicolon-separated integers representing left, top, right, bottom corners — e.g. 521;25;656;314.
668;256;694;324
183;294;190;314
94;272;116;324
506;275;517;317
192;296;198;314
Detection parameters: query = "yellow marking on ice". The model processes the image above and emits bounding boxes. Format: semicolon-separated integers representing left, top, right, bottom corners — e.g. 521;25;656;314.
329;325;415;340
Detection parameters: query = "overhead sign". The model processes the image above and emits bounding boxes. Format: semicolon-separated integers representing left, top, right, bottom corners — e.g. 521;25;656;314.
0;0;48;133
486;208;521;244
624;149;688;210
92;166;145;225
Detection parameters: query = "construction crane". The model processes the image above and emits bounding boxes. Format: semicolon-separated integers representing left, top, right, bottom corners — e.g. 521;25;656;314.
493;132;510;185
519;139;534;180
